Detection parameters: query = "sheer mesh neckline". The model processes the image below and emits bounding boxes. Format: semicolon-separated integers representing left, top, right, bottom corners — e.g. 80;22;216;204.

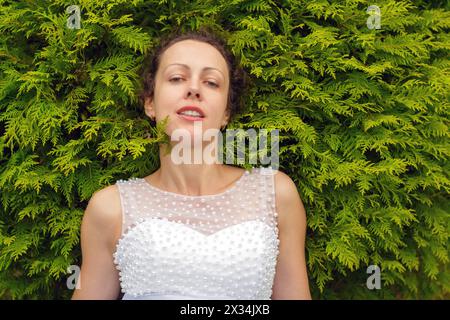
140;168;250;199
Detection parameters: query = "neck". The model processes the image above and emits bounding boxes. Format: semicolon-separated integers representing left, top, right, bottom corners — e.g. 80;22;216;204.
156;140;226;196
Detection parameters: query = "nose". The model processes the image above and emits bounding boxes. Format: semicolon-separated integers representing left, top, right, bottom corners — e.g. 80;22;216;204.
185;83;201;100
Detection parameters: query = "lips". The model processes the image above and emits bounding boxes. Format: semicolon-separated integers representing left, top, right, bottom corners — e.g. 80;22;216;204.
176;106;205;118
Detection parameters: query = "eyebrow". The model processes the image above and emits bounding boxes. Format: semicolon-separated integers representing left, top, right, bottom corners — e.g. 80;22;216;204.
163;63;225;79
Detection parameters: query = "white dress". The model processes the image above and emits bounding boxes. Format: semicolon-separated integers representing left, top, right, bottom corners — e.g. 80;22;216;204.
113;166;280;300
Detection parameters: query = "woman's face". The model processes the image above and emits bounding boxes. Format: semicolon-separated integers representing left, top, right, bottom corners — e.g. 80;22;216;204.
144;39;230;140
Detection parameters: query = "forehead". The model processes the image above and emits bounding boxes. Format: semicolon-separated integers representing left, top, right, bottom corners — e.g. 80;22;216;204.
159;40;228;75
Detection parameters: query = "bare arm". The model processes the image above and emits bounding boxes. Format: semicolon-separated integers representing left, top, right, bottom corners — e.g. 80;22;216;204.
271;171;312;300
71;185;122;300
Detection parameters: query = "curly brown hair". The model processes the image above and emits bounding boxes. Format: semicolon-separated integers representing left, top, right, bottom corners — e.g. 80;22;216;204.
138;28;250;125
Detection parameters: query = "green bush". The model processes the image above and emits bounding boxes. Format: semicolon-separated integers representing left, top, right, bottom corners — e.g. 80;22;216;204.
0;0;448;299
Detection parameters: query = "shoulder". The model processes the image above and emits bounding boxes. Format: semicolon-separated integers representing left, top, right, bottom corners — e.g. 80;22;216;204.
87;183;122;212
272;169;306;225
82;184;123;248
253;167;298;199
272;169;299;203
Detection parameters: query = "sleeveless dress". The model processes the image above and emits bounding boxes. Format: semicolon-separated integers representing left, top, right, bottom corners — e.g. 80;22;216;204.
113;166;280;300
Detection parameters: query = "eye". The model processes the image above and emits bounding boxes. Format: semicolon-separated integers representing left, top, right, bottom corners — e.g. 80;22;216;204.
169;76;183;83
206;81;219;88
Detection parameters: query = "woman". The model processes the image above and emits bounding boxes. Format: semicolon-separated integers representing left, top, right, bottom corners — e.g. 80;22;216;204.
72;29;311;300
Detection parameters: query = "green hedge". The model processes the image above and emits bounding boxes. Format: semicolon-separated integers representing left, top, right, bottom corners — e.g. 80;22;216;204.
0;0;448;299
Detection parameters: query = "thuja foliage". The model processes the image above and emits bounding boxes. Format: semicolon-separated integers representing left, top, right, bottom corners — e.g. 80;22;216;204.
0;0;448;299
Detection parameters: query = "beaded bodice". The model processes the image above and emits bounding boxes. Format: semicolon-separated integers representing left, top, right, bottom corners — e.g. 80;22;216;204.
113;166;280;300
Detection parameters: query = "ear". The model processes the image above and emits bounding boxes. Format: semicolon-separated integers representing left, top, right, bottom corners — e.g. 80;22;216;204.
221;117;229;129
221;109;231;128
144;97;155;120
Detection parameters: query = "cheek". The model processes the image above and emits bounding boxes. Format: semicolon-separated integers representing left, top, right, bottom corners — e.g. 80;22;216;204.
211;86;229;106
218;90;230;114
154;85;180;113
